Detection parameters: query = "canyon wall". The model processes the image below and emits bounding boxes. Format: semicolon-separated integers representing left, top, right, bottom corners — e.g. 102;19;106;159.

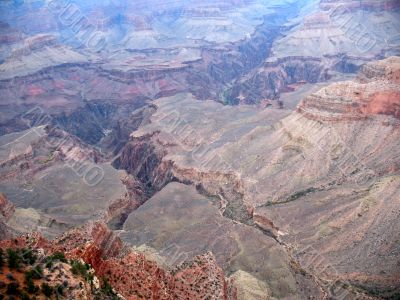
113;57;400;299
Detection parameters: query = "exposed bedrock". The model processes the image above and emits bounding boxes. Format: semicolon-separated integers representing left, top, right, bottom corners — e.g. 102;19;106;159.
319;0;400;11
0;192;15;221
0;125;129;238
298;57;400;121
0;59;184;139
0;0;329;132
0;193;15;239
226;56;330;105
113;57;400;299
113;132;252;225
0;221;237;300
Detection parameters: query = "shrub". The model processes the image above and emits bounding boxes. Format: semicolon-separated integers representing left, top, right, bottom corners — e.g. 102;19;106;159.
41;283;53;297
26;278;37;294
21;292;30;300
70;260;88;277
102;278;118;298
46;260;53;269
25;270;38;294
0;249;4;268
21;249;37;265
86;272;94;288
51;252;67;263
45;251;67;269
55;284;64;296
31;266;43;279
6;248;21;269
6;282;20;295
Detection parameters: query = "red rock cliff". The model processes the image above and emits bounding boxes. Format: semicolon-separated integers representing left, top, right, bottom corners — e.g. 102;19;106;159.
297;56;400;121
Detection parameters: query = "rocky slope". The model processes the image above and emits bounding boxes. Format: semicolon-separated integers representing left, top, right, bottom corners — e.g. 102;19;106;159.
5;0;399;144
0;1;399;298
227;0;400;104
113;56;400;299
1;55;397;299
0;221;236;300
0;193;15;240
0;125;127;238
298;56;400;121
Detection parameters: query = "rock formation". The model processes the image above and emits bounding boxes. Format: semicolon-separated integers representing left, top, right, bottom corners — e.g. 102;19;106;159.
298;57;400;121
0;221;236;299
0;0;399;298
113;56;400;299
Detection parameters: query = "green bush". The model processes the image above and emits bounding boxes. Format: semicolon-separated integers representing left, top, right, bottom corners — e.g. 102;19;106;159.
21;292;30;300
24;270;39;294
26;278;37;294
6;248;21;269
102;278;118;298
41;283;53;297
71;260;88;277
51;252;67;263
55;284;64;296
31;265;43;279
46;260;53;269
21;249;37;265
45;251;67;269
0;248;4;268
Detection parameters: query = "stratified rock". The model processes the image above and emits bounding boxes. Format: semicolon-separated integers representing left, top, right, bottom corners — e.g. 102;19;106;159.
0;193;15;221
298;56;400;121
0;221;236;300
114;56;400;299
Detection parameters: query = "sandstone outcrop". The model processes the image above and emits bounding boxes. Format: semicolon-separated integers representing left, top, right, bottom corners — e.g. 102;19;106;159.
297;56;400;121
0;221;237;299
0;193;15;221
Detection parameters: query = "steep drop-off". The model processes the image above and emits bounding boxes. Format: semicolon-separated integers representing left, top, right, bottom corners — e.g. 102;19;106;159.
114;56;400;299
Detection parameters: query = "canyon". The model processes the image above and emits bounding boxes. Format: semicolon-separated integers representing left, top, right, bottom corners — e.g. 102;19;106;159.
0;0;399;299
111;56;400;299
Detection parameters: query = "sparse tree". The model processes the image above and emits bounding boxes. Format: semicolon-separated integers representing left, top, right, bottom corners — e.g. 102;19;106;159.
7;248;21;270
41;282;53;297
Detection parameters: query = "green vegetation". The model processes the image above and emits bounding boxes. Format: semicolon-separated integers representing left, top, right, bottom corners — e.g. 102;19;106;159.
0;247;121;299
45;251;67;268
222;89;239;105
32;265;43;279
25;267;41;294
7;248;21;269
51;252;67;263
287;187;317;202
40;152;55;164
71;259;89;277
41;282;53;297
21;292;31;300
101;278;119;299
55;283;64;296
87;272;95;288
21;248;37;265
26;275;38;294
0;248;4;268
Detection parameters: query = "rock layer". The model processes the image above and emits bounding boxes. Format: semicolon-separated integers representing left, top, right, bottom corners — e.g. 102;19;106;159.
0;221;237;300
298;57;400;121
114;56;400;299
